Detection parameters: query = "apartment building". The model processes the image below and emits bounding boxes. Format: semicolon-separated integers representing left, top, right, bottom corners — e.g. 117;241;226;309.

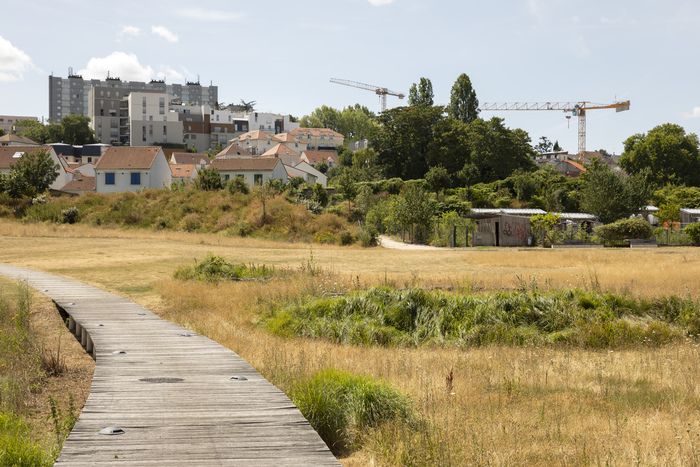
49;72;217;122
126;92;183;147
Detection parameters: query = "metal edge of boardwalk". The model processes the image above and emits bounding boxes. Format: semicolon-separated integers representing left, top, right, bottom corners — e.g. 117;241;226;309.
0;264;338;466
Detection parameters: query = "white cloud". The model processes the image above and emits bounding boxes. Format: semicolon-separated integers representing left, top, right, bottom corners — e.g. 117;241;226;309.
368;0;394;5
176;7;242;22
78;52;155;81
77;51;188;84
684;107;700;118
151;25;178;43
119;25;141;37
0;36;34;82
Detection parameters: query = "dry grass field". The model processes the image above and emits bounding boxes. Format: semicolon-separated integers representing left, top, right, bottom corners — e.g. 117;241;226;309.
2;219;700;465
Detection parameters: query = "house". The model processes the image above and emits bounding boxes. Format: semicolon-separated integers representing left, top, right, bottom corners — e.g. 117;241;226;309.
288;128;344;150
0;134;41;147
170;164;198;184
231;130;277;155
215;142;254;158
272;132;309;153
0;145;70;190
467;209;546;247
300;149;339;168
554;159;586;177
169;152;209;168
211;157;287;187
261;143;301;166
94;146;172;193
285;161;327;187
61;175;96;194
681;208;700;226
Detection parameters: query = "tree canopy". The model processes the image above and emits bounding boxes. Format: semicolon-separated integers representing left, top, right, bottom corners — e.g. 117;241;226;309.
300;104;378;141
620;123;700;186
408;77;434;106
15;116;95;145
447;73;479;124
1;150;59;198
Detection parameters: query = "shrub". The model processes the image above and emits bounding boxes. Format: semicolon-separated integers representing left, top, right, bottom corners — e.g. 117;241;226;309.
173;254;274;282
60;207;79;224
179;213;202;232
226;178;249;195
339;230;354;246
0;413;52;466
359;225;379;247
595;217;653;243
685;222;700;245
291;369;414;455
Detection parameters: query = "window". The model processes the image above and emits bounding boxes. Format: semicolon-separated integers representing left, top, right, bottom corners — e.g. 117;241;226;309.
254;174;263;185
130;172;141;185
159;97;165;115
142;126;146;142
224;174;230;181
163;125;167;136
105;172;115;185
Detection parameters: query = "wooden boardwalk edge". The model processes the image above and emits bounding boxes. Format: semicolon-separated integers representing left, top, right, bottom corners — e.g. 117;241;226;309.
0;264;338;466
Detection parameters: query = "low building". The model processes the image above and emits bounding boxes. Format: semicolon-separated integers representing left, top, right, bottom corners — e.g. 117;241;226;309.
215;142;253;158
170;164;198;184
286;161;327;187
169;152;209;168
554;159;586;177
0;145;71;190
468;209;546;247
94;146;171;193
233;130;277;155
61;175;96;194
210;157;287;187
261;143;301;166
681;208;700;226
0;134;41;147
289;128;344;150
301;149;338;168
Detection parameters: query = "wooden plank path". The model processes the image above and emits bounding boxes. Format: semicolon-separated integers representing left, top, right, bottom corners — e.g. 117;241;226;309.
0;264;338;466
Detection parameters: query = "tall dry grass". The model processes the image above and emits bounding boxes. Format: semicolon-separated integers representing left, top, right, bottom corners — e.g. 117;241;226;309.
4;221;700;465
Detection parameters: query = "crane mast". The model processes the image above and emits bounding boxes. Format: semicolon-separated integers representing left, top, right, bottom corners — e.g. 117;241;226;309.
480;100;630;155
330;78;405;112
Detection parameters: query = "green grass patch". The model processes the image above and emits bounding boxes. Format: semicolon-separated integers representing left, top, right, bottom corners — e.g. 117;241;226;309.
0;413;52;467
266;287;699;349
174;254;278;282
291;369;415;455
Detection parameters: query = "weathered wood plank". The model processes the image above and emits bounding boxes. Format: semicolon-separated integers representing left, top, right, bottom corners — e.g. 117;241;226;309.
0;264;338;466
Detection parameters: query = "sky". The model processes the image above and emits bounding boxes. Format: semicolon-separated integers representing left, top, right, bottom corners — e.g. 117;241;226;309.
1;0;699;154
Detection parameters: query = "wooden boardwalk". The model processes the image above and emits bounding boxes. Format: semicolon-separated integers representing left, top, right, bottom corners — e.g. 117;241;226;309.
0;264;338;466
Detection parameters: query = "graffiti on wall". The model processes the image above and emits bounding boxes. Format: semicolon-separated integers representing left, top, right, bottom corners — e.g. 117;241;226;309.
503;221;528;243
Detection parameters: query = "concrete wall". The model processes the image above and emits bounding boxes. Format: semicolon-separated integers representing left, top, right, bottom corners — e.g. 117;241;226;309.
472;215;532;247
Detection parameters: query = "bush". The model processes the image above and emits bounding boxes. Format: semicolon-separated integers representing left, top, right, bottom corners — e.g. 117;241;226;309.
226;178;249;195
595;217;653;243
339;230;354;246
60;207;79;224
358;225;379;247
685;222;700;245
291;369;414;455
0;413;52;466
266;287;697;349
173;254;274;282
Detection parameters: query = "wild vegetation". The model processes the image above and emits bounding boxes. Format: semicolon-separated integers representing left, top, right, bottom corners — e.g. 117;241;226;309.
0;278;92;466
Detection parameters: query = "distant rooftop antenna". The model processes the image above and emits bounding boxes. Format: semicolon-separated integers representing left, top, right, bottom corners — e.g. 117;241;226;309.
68;66;73;76
107;70;110;79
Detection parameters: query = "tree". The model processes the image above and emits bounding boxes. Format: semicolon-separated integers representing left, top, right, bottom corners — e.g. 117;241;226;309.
530;213;561;247
447;73;479;124
61;115;96;145
579;160;652;223
426;118;472;174
534;136;553;154
194;167;223;191
408;77;434;106
0;128;4;137
300;105;378;141
553;140;562;152
14;119;47;143
391;182;436;243
465;117;536;183
371;105;445;180
4;150;59;198
620;123;700;186
425;166;451;195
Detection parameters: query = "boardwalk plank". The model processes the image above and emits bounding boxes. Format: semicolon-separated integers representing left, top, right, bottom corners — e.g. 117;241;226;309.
0;264;338;466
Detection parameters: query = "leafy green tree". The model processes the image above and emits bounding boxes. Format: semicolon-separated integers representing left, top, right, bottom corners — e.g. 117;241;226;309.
300;104;378;141
465;118;536;183
426;118;472;174
0;128;4;137
4;150;58;198
425;166;451;195
391;182;436;243
553;140;562;151
60;115;96;145
447;73;479;124
579;160;652;223
530;213;561;247
300;105;340;131
371;105;445;180
534;136;553;154
14;119;47;143
195;167;224;191
333;169;357;214
620;123;700;186
408;77;434;106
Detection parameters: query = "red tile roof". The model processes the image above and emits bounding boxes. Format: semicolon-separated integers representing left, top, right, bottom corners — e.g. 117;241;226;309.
302;149;338;165
170;163;196;178
95;147;161;170
0;146;52;169
61;175;96;193
211;157;281;171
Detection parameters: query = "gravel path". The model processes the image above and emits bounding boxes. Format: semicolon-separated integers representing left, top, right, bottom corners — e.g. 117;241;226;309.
378;235;443;250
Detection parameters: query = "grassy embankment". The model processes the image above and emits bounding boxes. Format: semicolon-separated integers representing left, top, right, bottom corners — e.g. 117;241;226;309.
0;277;93;465
5;188;356;245
3;220;700;465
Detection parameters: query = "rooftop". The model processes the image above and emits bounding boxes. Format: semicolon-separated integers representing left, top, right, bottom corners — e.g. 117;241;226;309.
95;146;161;170
211;157;280;171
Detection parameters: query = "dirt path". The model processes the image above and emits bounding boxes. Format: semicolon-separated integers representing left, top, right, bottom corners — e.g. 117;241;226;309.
378;235;443;251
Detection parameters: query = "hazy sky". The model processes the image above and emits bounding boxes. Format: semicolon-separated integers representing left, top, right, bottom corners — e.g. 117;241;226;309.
1;0;699;153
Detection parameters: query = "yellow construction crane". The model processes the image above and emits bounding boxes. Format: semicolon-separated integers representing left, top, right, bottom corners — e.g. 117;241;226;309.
330;78;405;112
480;100;630;155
